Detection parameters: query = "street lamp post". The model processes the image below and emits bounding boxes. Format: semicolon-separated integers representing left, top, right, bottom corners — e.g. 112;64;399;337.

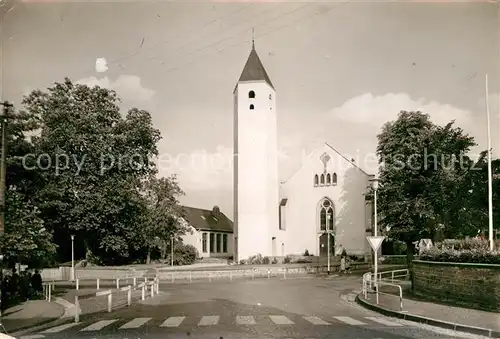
327;214;332;274
71;235;75;281
370;177;380;296
170;235;174;267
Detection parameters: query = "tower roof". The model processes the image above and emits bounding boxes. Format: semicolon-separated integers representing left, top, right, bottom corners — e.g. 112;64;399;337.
236;42;274;90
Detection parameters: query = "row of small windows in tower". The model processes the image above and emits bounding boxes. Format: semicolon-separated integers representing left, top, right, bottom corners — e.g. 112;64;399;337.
314;173;337;187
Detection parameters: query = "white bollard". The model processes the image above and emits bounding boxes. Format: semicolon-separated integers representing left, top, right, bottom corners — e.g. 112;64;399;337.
267;269;270;279
150;284;154;298
127;288;132;306
97;278;100;290
74;296;80;323
283;269;286;279
76;279;79;290
142;286;145;300
133;277;137;286
48;284;52;302
144;277;147;282
116;278;120;289
107;293;112;312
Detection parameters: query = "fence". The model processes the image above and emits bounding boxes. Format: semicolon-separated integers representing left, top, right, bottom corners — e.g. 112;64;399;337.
155;263;370;283
73;278;159;322
40;267;147;282
361;268;409;311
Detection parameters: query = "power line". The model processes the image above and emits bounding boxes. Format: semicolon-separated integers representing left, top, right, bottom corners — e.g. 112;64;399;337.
162;1;350;75
157;3;310;68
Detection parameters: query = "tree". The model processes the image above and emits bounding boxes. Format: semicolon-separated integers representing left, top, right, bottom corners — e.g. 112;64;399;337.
22;78;161;264
1;106;57;267
140;175;187;264
376;111;476;270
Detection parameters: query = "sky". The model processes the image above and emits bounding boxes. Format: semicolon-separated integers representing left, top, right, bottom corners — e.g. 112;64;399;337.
1;0;499;219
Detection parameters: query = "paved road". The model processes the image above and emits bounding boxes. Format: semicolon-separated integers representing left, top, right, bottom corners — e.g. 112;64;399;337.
20;276;485;339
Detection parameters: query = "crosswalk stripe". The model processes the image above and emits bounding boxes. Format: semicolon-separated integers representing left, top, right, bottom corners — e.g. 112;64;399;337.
304;316;330;325
365;316;403;327
41;322;81;333
333;316;367;326
160;316;186;327
269;315;294;325
80;319;119;331
119;317;152;329
236;316;256;325
198;315;220;326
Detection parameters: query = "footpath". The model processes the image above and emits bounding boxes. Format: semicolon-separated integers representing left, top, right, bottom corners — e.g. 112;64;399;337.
357;291;500;338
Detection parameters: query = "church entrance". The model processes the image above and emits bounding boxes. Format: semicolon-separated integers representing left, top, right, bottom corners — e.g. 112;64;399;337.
319;233;335;257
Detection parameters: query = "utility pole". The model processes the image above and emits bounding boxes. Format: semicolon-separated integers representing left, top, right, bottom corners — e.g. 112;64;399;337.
0;100;13;315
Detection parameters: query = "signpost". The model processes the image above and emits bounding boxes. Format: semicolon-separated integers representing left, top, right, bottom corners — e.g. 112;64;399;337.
367;235;385;303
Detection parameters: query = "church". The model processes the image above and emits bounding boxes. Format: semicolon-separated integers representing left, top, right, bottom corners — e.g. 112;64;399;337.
233;42;375;262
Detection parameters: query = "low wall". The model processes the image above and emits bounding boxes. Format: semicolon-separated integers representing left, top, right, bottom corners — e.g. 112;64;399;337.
412;260;500;312
156;262;369;281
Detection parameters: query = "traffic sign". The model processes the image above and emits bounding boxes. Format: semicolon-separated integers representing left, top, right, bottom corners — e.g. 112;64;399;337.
367;236;385;252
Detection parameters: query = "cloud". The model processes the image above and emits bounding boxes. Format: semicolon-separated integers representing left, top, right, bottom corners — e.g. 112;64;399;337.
76;75;155;102
95;58;108;73
331;92;474;129
156;145;234;192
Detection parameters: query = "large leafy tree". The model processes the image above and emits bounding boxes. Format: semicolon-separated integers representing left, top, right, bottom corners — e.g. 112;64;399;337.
140;175;187;264
376;111;476;267
22;78;161;264
0;108;57;267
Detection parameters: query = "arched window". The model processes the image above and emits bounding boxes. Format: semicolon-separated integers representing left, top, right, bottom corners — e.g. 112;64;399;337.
332;173;337;184
249;104;254;110
326;173;331;185
319;198;335;232
249;90;255;99
320;208;326;231
320;174;325;185
314;174;319;186
269;94;272;100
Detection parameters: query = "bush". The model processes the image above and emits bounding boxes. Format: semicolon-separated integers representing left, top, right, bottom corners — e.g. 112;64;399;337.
303;249;310;256
393;241;407;255
420;247;500;264
166;243;198;266
436;238;490;251
380;255;408;265
262;256;270;264
284;255;292;264
271;257;278;264
247;254;263;265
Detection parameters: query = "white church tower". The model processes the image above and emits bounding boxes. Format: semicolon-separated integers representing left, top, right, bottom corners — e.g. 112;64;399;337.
233;41;279;262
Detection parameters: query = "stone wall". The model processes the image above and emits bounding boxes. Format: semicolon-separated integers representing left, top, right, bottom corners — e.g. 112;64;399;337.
412;260;500;312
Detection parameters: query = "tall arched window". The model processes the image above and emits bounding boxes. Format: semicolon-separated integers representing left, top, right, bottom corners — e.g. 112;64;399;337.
249;90;255;98
320;174;325;185
326;173;331;185
249;104;254;110
332;173;337;184
319;198;335;232
314;174;319;186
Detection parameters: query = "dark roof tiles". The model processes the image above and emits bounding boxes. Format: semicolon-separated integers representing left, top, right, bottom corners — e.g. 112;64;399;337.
181;205;233;233
236;44;274;89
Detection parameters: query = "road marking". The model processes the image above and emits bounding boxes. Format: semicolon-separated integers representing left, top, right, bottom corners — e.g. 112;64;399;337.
160;316;186;327
20;335;46;339
365;316;403;327
80;319;119;331
269;315;294;325
41;322;81;333
236;316;256;325
333;316;367;325
198;315;220;326
304;316;331;325
119;317;152;329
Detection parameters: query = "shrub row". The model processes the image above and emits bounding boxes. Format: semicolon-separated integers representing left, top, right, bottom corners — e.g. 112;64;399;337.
420;247;500;264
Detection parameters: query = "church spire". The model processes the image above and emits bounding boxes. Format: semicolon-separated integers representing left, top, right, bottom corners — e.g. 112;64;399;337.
235;32;274;89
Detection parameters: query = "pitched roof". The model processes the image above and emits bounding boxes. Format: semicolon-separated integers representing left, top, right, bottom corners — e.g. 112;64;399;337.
236;43;274;90
181;205;233;233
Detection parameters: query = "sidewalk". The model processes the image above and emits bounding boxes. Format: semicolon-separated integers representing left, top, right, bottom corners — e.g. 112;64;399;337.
357;292;500;338
0;299;64;333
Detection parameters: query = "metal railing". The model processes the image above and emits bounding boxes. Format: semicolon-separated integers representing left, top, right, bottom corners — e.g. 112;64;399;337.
362;268;409;311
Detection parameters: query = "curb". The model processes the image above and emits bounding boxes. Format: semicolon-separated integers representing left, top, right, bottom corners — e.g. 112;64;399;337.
355;294;500;339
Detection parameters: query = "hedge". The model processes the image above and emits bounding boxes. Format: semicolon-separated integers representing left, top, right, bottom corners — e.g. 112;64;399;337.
420;239;500;264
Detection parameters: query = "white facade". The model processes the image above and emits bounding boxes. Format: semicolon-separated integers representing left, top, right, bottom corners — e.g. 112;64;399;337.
181;226;234;259
233;44;373;262
233;46;279;262
277;145;373;257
